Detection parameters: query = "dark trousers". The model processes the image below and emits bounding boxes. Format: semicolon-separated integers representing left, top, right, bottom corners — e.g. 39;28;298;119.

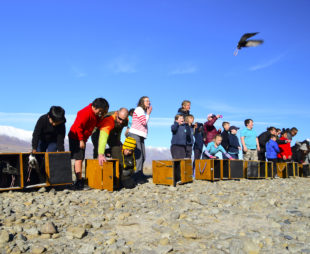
37;140;57;152
258;151;266;161
229;153;239;159
170;145;186;159
185;145;193;159
91;129;100;159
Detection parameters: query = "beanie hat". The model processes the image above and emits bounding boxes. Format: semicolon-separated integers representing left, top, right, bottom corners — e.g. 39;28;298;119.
123;137;136;150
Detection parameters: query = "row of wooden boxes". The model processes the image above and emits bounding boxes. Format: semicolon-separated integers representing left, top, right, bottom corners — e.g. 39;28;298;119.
153;159;310;186
0;152;72;191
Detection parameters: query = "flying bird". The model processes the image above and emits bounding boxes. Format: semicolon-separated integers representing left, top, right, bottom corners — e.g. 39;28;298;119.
234;32;264;56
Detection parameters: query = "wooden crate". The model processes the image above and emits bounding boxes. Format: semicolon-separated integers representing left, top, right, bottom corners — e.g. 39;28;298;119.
259;161;273;178
287;162;298;177
195;159;220;181
22;152;73;189
0;153;23;191
85;159;119;191
153;159;192;186
276;162;288;178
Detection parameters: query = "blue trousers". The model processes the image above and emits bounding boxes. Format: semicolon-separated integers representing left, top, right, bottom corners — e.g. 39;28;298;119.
37;140;57;152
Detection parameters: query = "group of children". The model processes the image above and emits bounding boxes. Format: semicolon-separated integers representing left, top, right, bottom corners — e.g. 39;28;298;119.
171;100;308;167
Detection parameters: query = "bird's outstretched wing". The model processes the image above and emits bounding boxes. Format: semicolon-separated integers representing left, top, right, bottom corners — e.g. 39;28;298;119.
239;32;259;43
245;40;264;47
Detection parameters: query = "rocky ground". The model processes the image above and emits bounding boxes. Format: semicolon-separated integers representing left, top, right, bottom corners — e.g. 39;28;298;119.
1;177;310;254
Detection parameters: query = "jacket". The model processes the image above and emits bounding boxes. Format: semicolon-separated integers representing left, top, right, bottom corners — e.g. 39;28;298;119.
266;139;280;159
221;130;230;151
177;108;190;117
258;131;271;153
194;123;204;151
171;122;187;146
277;137;292;159
228;134;240;154
32;114;66;151
69;104;104;142
186;124;194;146
203;117;221;145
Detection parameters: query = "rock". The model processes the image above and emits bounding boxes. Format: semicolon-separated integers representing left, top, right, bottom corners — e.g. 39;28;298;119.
78;244;96;254
159;237;170;245
243;239;261;254
38;187;46;193
0;230;10;243
31;246;46;254
66;226;86;239
40;221;57;234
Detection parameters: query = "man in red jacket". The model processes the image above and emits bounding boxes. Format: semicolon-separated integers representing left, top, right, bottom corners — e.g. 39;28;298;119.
68;98;109;189
203;113;222;146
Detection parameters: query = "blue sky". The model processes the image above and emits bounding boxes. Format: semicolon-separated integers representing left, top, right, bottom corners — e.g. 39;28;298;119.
0;0;309;148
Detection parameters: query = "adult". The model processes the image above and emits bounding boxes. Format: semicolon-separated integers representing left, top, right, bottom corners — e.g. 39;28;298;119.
287;127;298;141
257;126;276;161
32;106;66;153
203;113;222;146
68;98;109;189
177;100;191;117
93;108;129;165
128;96;152;182
240;119;260;161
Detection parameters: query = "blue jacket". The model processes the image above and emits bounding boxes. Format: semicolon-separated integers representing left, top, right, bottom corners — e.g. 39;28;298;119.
194;123;204;151
228;134;240;154
171;122;187;146
266;139;280;159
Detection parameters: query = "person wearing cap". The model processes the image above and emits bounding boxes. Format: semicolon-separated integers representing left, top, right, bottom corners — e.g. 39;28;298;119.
203;113;222;146
118;136;137;188
228;126;241;159
32;106;66;153
240;119;260;160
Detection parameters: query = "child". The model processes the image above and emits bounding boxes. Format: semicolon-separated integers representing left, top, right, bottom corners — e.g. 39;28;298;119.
32;106;66;152
203;134;235;160
170;114;187;159
221;121;230;158
68;98;109;190
203;113;222;146
118;136;137;188
228;126;241;159
177;100;191;117
266;134;280;177
185;114;194;159
277;129;292;161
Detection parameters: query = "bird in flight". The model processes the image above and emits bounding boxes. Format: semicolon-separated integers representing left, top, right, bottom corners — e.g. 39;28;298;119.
234;32;264;56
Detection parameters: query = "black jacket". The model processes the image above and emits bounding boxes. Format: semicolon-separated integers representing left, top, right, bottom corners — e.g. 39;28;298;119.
171;122;187;146
228;134;240;154
258;131;271;152
32;114;66;151
194;123;204;151
177;108;190;117
221;130;230;151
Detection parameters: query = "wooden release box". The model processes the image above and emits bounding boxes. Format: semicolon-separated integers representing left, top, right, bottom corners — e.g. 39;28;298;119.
276;162;288;178
287;162;298;177
85;159;119;191
0;152;72;191
152;159;192;186
244;161;273;179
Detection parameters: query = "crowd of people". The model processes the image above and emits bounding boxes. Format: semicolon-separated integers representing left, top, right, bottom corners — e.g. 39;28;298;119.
171;100;310;173
31;97;152;189
30;97;309;190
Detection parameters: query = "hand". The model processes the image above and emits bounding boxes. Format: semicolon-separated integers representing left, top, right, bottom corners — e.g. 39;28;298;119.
32;149;37;153
98;154;107;165
288;140;291;143
283;155;287;160
288;155;292;160
79;140;85;149
218;128;222;132
243;147;248;152
238;146;241;150
216;114;221;119
146;105;153;115
257;146;260;152
230;157;236;160
211;156;216;159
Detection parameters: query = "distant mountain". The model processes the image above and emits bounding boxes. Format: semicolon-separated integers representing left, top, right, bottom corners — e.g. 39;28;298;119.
0;126;171;166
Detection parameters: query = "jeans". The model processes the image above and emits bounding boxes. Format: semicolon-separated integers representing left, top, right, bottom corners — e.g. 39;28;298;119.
37;140;57;152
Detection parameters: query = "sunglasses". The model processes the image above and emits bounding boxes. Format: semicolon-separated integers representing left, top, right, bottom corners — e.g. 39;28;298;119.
118;116;126;122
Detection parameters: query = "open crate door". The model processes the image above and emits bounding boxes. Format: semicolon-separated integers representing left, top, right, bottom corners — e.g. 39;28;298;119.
221;160;230;179
276;163;287;178
247;161;259;178
180;159;193;184
46;152;72;185
0;153;23;191
230;160;244;179
213;160;222;180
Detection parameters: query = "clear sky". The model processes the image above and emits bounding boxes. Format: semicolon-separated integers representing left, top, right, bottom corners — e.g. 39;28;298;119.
0;0;309;148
